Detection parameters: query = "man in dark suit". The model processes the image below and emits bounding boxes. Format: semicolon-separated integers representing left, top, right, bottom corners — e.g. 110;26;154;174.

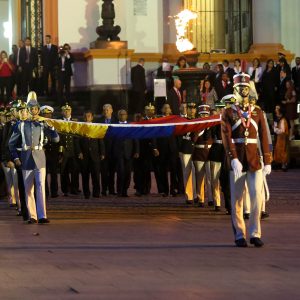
78;111;105;199
131;58;147;114
58;104;80;196
99;104;118;195
166;79;182;115
223;60;235;82
156;104;179;197
214;73;233;100
9;40;24;96
19;37;38;96
57;43;74;104
113;109;139;197
41;35;58;96
292;57;300;101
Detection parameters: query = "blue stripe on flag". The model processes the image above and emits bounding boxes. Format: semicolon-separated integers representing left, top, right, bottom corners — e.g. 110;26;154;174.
105;125;175;139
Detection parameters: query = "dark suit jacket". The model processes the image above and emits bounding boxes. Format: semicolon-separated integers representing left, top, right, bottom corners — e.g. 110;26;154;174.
78;136;105;162
167;88;181;115
292;66;300;90
225;67;235;82
214;79;233;100
98;115;118;155
41;44;58;69
57;53;74;76
131;64;146;92
113;135;139;160
19;46;38;70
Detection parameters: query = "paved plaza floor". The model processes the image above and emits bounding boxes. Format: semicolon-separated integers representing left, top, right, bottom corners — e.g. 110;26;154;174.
0;169;300;299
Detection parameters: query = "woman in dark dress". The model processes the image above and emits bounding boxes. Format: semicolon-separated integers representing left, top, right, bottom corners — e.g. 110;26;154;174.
261;59;279;113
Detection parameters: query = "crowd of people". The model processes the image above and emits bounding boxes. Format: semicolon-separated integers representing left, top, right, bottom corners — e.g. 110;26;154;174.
131;53;300;142
0;40;299;247
0;35;74;105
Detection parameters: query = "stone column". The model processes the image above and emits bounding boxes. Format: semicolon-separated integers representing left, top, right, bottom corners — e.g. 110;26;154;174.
250;0;295;62
213;0;225;49
252;0;281;44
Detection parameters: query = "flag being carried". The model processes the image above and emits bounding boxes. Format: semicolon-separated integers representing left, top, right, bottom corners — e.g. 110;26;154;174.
43;114;221;140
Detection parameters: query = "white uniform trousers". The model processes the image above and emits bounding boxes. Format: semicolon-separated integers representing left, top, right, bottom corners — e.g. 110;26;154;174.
210;161;222;207
194;161;213;203
243;179;266;214
243;182;250;214
22;168;47;220
230;169;263;240
179;153;196;201
1;163;20;209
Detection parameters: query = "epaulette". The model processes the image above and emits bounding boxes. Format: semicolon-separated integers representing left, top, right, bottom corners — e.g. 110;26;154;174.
254;105;261;110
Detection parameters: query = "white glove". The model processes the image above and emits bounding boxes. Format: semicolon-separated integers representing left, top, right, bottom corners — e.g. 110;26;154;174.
263;164;272;176
231;158;243;178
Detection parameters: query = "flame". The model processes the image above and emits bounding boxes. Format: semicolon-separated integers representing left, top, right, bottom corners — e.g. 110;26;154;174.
174;9;197;52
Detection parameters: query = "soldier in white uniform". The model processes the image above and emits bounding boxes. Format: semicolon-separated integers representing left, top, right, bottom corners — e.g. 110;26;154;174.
9;92;60;224
222;74;272;247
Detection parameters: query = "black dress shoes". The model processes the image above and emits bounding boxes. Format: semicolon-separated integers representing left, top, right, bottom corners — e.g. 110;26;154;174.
134;191;142;197
198;202;205;208
235;238;248;247
244;213;250;220
51;194;59;198
208;201;214;207
27;218;37;224
261;211;270;219
185;200;193;205
250;237;264;247
38;218;50;224
214;206;221;212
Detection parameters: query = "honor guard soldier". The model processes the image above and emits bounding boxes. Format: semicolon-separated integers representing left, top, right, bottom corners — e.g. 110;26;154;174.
58;103;80;196
192;105;213;207
1;101;22;213
178;102;197;204
209;101;226;212
40;105;59;198
7;101;29;220
9;92;60;224
221;73;272;247
217;94;238;215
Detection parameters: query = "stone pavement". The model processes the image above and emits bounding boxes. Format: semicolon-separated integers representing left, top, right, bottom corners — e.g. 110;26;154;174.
0;170;300;300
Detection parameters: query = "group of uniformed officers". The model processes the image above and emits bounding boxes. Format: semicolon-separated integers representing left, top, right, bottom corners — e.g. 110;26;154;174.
0;73;272;248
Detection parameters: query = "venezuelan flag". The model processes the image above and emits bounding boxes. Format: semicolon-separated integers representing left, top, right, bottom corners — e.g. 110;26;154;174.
44;115;221;139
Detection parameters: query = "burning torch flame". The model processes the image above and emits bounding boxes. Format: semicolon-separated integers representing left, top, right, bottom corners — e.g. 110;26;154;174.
174;9;197;53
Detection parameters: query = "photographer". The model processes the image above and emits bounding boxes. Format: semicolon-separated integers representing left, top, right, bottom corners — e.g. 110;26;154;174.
57;43;74;104
0;51;15;105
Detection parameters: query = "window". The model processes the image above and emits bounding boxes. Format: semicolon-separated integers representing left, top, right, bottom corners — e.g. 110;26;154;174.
184;0;252;53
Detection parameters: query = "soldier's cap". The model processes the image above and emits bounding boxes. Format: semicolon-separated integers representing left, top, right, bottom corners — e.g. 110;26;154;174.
26;91;40;108
278;52;286;57
9;99;22;109
16;101;28;111
40;105;54;114
145;103;155;110
221;94;237;105
61;103;72;111
233;73;250;88
198;104;211;115
187;102;197;109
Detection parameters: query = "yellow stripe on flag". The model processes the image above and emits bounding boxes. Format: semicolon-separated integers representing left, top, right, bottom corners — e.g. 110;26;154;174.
41;118;109;139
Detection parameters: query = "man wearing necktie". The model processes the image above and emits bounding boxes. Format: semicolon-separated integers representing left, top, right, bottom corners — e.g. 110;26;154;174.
41;35;58;96
98;104;118;195
19;37;38;96
166;79;182;115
